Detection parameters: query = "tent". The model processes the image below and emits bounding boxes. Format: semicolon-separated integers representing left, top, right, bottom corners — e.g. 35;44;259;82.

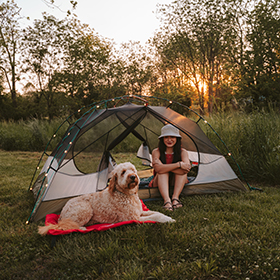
27;95;248;223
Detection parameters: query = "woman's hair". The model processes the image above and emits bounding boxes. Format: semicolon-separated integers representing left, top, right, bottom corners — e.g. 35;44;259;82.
158;137;182;163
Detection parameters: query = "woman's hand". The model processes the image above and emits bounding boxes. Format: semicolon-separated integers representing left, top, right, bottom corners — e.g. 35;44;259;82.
180;161;191;172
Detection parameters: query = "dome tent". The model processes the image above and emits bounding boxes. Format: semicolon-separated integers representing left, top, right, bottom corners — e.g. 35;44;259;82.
27;95;248;223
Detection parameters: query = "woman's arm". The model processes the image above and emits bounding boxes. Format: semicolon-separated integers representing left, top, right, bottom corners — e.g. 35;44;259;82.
175;148;191;174
152;148;191;175
152;148;191;174
152;148;181;174
181;148;191;170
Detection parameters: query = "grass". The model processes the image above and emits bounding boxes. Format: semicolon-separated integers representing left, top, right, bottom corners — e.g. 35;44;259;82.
1;150;280;279
1;109;280;184
0;118;67;152
201;109;280;185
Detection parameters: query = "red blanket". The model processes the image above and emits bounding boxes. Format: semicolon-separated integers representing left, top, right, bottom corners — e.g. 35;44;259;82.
44;200;156;235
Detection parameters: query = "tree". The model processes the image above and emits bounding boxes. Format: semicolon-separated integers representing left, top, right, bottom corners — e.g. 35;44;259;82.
116;42;155;96
42;0;77;15
54;17;114;105
21;14;118;117
239;0;280;107
0;0;21;106
21;13;68;119
153;0;242;114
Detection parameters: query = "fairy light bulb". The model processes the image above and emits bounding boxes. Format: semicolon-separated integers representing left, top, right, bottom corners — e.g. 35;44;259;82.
204;120;208;124
228;153;232;156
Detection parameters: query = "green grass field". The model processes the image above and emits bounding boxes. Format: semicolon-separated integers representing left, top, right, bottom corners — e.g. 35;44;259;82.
1;150;280;279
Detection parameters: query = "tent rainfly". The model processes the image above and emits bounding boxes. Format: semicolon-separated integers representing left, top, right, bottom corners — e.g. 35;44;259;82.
27;95;248;223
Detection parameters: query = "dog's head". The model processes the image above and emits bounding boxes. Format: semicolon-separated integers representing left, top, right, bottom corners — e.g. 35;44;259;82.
108;162;139;195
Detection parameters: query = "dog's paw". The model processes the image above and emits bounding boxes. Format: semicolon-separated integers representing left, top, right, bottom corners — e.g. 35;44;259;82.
160;215;175;223
166;217;176;223
154;213;176;223
79;226;87;231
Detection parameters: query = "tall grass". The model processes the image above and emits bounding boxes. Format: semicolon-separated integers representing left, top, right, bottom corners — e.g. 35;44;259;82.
202;109;280;185
1;150;280;279
0;118;67;151
0;109;279;184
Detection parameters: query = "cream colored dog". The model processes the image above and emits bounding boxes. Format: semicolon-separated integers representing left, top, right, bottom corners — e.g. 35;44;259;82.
38;162;175;235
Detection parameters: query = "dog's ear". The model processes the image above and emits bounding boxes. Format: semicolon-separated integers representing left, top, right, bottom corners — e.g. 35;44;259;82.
108;173;117;194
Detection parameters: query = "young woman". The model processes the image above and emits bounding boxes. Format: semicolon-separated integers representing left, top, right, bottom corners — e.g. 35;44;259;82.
150;124;191;211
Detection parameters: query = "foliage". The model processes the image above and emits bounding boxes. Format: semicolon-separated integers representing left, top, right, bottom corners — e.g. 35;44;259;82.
0;109;280;185
0;118;65;151
238;0;280;107
1;150;280;279
153;0;238;114
0;0;21;105
202;107;280;185
1;0;280;119
20;14;115;119
17;14;156;119
151;81;193;114
117;42;155;95
153;0;280;113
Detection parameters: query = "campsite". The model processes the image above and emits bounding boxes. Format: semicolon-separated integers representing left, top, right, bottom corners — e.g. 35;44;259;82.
1;100;280;279
1;0;280;278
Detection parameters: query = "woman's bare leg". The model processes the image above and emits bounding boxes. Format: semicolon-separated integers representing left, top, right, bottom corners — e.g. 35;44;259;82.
157;173;171;204
172;174;187;208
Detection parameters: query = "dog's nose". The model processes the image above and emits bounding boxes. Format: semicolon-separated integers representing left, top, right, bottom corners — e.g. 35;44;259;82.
130;175;136;181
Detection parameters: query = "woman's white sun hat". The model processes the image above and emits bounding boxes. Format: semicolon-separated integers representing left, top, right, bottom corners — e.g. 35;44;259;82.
159;124;181;138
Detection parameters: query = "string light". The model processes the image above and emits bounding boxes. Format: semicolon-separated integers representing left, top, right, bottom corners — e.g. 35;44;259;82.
27;94;256;223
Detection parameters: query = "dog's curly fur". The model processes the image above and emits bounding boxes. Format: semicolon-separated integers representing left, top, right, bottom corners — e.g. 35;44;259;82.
38;162;174;235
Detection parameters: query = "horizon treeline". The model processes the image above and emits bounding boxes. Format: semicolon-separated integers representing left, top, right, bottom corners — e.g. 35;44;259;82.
1;0;280;120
